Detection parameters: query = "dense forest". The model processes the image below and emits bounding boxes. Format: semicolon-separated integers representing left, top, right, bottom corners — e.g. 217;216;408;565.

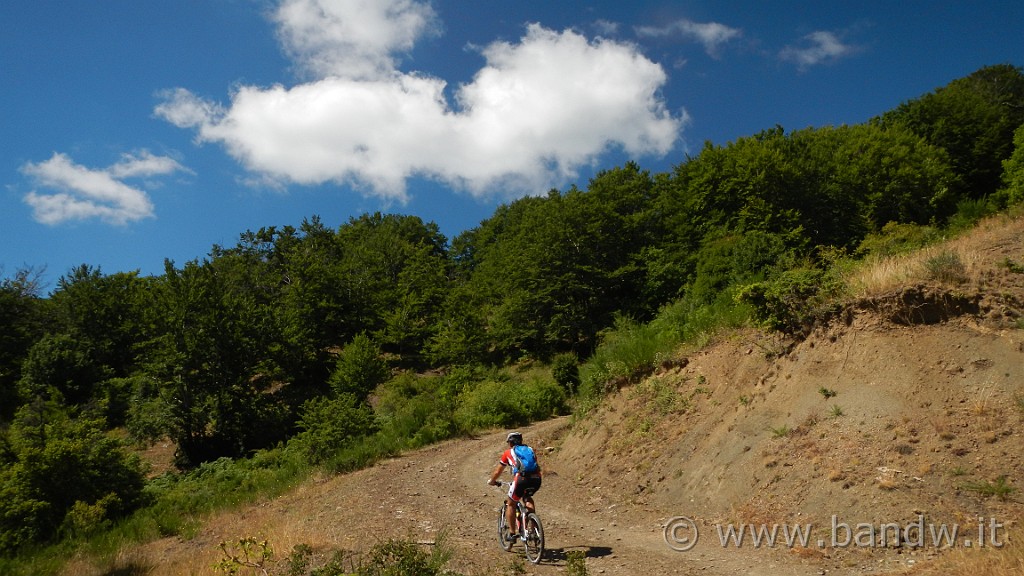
2;63;1024;557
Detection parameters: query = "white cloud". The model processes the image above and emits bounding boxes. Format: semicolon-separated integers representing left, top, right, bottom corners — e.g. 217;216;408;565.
156;0;684;203
780;30;855;69
273;0;442;80
20;151;188;226
634;18;742;57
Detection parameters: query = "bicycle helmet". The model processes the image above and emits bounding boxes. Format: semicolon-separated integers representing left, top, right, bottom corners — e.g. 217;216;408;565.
506;431;523;445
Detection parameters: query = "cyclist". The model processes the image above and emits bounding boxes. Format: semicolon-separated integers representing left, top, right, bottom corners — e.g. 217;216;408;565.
487;431;542;542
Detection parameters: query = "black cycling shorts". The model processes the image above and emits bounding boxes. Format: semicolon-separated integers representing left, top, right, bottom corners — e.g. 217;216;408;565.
509;474;542;501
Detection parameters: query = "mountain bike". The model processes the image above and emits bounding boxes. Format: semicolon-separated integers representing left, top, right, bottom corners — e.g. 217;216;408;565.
495;482;544;563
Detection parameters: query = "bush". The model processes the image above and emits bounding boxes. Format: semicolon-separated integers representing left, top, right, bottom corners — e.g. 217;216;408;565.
356;537;453;576
924;251;968;284
329;334;389;402
0;407;146;553
856;221;942;257
737;266;843;334
454;377;566;432
551;353;580;393
291;395;377;465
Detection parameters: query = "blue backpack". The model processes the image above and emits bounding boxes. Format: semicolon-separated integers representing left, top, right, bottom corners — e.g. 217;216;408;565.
512;444;539;474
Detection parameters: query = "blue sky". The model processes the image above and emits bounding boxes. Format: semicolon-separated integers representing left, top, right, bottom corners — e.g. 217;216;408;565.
2;1;1022;288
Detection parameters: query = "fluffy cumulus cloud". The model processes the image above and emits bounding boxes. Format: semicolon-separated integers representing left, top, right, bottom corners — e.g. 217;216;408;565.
155;0;684;203
21;151;188;225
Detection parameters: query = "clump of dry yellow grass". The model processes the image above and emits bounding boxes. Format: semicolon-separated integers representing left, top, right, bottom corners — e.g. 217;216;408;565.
908;529;1024;576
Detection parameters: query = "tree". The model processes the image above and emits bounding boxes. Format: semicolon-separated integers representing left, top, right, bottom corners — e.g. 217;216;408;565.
452;163;662;361
877;64;1024;199
998;123;1024;205
17;333;112;406
0;267;47;421
794;124;958;233
140;259;286;467
335;213;450;362
328;333;389;402
290;393;377;465
48;266;150;380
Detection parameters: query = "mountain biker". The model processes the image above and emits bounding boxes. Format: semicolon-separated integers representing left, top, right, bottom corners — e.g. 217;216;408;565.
487;431;543;542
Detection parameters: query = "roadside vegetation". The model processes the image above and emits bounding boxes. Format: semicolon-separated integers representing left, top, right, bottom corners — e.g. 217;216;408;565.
1;64;1024;575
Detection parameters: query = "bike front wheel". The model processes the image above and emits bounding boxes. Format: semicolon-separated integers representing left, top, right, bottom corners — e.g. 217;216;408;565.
497;507;513;552
523;513;544;564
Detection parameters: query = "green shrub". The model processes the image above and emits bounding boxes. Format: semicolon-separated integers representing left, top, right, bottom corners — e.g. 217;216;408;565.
856;221;942;257
329;334;389;402
577;295;751;400
947;197;1001;233
291;394;377;465
565;549;589;576
551;353;580;393
454;377;566;432
356;537;453;576
924;251;967;284
0;407;146;553
737;267;841;333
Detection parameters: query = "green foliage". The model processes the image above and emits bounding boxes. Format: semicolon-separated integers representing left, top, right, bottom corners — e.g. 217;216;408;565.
998;123;1024;206
737;267;839;333
577;316;668;398
577;296;751;400
18;333;112;406
856;221;943;257
452;163;661;362
125;376;172;445
356;537;453;576
329;334;389;401
0;267;47;421
818;387;837;399
0;405;146;553
213;536;273;575
630;377;689;416
878;64;1024;200
454;376;566;431
335;213;450;358
962;475;1017;500
139;448;309;538
246;536;456;576
291;394;377;465
49;267;151;381
687;231;799;306
946;197;1004;233
142;259;289;467
551;353;580;393
565;549;589;576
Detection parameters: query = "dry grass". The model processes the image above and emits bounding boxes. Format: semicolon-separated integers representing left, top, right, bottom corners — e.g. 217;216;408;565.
846;212;1024;299
909;530;1024;576
847;243;982;298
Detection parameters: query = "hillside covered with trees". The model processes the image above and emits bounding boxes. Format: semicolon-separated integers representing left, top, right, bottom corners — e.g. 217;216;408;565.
2;63;1024;565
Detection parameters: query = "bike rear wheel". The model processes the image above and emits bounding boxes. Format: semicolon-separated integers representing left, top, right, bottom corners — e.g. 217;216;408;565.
496;507;513;552
523;513;544;564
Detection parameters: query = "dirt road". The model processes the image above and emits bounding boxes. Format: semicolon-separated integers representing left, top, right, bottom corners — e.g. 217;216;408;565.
108;417;862;575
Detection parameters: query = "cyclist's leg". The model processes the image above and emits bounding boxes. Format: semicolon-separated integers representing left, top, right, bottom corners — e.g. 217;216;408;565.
505;498;517;537
506;478;521;537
